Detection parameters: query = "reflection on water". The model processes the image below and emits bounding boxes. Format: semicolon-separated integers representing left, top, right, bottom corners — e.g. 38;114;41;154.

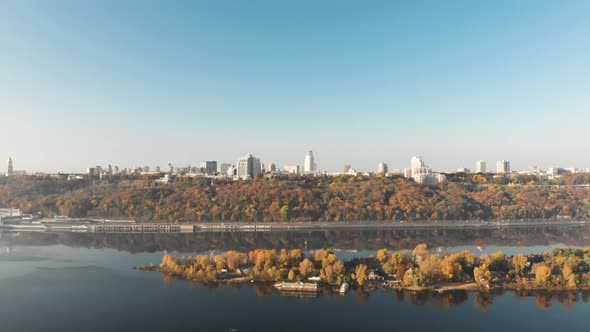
157;274;590;311
2;225;590;254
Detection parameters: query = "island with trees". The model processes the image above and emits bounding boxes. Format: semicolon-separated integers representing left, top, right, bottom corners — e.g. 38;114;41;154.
138;244;590;293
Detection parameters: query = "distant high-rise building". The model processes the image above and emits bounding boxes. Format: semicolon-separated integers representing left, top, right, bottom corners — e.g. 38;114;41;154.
378;162;388;174
476;160;486;173
303;151;316;174
411;156;425;169
237;154;262;180
227;165;237;176
410;156;430;177
408;156;445;186
202;161;217;175
219;163;231;175
343;165;352;173
6;157;14;177
154;166;160;173
268;163;277;173
167;163;173;174
107;164;113;176
403;168;412;178
496;160;510;173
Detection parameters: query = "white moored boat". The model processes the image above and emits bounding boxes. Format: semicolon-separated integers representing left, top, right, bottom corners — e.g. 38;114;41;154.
339;282;349;294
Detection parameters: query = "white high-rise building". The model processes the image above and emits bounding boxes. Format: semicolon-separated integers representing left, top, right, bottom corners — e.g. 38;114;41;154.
237;154;262;180
411;156;425;169
227;165;237;177
476;160;486;173
410;156;431;177
6;157;14;177
378;162;388;174
496;160;510;174
408;156;446;185
303;151;315;174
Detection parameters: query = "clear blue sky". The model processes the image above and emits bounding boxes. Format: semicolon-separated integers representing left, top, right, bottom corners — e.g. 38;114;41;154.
1;0;589;173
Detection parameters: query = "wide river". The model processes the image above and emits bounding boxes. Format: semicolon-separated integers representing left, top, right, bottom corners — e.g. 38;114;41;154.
1;225;589;332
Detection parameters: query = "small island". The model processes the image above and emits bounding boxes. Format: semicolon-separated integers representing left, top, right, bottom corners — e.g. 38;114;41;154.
138;244;590;293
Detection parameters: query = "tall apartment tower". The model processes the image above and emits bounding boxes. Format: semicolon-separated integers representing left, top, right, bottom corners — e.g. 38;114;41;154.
496;160;510;174
378;162;388;174
303;151;315;174
6;157;14;177
237;154;262;180
411;156;425;169
475;160;486;173
204;161;217;175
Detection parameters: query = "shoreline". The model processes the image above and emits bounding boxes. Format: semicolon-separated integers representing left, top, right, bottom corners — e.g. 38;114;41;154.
192;219;590;231
136;268;590;294
3;219;590;234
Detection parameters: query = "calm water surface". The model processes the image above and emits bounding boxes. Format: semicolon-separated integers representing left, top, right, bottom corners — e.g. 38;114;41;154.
1;226;589;332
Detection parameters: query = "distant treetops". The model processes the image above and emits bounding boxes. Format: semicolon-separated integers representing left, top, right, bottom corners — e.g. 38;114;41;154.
2;173;590;222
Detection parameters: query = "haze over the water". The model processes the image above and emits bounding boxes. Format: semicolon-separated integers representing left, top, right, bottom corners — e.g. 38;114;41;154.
1;1;589;173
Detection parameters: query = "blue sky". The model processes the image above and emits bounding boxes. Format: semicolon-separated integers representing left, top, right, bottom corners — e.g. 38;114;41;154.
1;0;589;173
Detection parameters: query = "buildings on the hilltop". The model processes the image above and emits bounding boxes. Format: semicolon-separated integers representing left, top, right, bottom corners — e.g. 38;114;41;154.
201;161;217;175
378;162;388;174
237;153;262;180
283;165;300;174
219;163;231;175
406;155;446;185
303;151;316;174
496;160;511;174
268;163;277;173
456;167;470;173
476;160;486;173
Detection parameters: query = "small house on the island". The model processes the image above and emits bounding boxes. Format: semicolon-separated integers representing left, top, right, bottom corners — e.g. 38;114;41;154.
515;274;536;283
308;276;321;282
368;271;384;281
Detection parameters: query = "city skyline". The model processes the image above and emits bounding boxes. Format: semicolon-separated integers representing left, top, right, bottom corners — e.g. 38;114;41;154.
2;1;590;172
4;152;589;177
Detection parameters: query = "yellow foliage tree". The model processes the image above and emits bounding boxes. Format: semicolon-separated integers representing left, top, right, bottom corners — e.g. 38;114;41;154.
355;264;368;286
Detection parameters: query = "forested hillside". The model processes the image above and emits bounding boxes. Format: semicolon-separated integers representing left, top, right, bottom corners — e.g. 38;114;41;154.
1;173;589;222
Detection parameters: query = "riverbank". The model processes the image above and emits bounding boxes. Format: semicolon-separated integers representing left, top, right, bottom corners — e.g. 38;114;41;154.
192;219;590;231
4;219;589;234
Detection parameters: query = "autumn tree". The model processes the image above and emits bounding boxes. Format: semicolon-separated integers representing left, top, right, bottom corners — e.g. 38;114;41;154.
299;258;314;278
510;254;528;276
354;264;368;286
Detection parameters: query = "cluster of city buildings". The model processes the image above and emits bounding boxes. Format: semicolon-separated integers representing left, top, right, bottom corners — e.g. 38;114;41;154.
454;160;588;180
4;154;589;185
81;151;318;182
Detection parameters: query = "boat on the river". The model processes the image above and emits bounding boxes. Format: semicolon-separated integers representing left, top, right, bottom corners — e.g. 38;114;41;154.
339;282;349;294
273;281;319;292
